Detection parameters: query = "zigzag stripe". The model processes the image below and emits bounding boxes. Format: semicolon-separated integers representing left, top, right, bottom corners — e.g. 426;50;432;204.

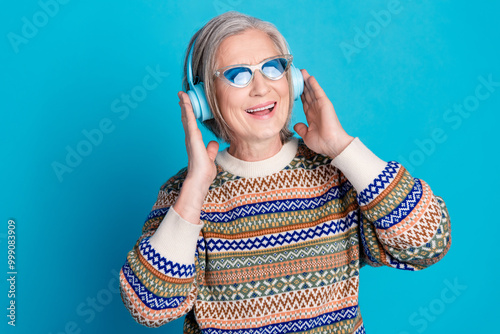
139;237;195;278
359;218;379;265
197;236;207;253
201;306;358;334
357;161;401;206
381;198;442;249
206;233;358;272
201;181;352;223
385;253;416;271
360;217;415;271
373;178;423;229
200;264;359;300
122;261;185;310
206;164;337;204
355;324;366;334
378;181;436;241
202;251;359;288
205;211;359;252
146;207;169;220
199;276;358;318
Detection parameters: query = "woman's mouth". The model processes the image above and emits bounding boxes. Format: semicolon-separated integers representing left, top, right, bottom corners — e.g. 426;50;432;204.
245;102;276;117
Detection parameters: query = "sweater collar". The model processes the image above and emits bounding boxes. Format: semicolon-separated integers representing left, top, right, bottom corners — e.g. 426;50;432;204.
215;137;299;178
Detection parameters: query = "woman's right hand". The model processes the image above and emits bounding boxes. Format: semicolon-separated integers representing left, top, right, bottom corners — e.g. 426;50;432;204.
173;91;219;224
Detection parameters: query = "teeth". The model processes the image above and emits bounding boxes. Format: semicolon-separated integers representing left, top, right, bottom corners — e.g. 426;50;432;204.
246;102;275;113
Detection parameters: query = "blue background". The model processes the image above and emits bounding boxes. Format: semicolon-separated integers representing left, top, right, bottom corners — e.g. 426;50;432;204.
1;0;498;333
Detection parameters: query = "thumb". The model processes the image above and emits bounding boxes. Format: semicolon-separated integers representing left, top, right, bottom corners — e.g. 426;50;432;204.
294;123;308;138
206;140;219;162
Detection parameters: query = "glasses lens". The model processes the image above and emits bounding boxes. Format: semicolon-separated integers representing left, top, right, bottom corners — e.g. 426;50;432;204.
224;67;252;86
262;58;288;79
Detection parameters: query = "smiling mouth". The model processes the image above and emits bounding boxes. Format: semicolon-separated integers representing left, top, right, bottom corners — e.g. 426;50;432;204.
245;102;276;115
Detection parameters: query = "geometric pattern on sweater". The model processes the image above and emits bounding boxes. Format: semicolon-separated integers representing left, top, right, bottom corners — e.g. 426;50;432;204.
139;237;195;278
357;160;400;206
126;245;195;297
202;196;358;236
199;305;359;334
359;215;417;271
377;181;441;249
120;265;200;328
358;212;445;271
183;310;364;334
354;324;366;334
202;171;352;218
205;167;345;203
120;138;451;334
147;207;170;220
131;235;199;288
200;185;351;223
383;197;451;264
205;211;358;252
201;254;359;292
204;230;358;272
373;177;423;229
196;276;358;320
200;265;358;300
122;261;185;310
360;166;415;222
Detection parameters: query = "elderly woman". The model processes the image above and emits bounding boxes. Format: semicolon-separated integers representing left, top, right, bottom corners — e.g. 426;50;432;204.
119;11;451;334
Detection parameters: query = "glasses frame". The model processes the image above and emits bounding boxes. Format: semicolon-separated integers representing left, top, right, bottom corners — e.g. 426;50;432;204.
214;54;293;88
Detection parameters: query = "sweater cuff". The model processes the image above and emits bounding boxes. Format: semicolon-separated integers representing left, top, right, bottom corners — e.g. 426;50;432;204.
149;206;204;265
330;137;388;193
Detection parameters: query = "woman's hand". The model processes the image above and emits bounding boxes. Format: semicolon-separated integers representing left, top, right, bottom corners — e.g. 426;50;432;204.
174;91;219;224
293;69;354;159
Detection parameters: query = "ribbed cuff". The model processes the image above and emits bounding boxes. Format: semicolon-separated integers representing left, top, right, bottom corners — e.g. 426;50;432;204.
330;137;388;193
149;206;204;265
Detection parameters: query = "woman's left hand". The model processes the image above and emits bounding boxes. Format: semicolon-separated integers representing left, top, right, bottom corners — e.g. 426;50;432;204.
293;69;355;159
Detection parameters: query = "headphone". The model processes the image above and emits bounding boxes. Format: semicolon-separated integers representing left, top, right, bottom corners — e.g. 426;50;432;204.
186;39;304;122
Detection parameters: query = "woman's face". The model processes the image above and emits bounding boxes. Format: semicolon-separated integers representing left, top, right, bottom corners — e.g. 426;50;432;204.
214;29;290;146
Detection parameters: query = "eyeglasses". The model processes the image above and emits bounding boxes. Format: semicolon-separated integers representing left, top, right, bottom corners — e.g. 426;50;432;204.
214;54;293;88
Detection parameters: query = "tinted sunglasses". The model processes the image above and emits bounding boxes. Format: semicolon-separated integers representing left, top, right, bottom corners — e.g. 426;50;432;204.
214;54;293;88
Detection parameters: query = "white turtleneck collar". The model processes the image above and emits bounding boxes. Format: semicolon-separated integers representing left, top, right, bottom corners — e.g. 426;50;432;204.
215;137;299;178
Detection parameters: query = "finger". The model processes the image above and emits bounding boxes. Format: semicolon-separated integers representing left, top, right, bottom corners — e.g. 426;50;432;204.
302;79;314;105
206;140;219;162
300;69;311;82
178;93;206;159
300;93;311;116
178;91;188;129
304;75;318;102
179;91;197;133
293;122;308;138
300;92;307;108
307;75;327;100
301;69;314;103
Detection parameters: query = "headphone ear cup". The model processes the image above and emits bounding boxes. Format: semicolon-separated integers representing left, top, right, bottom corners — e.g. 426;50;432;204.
290;65;304;101
187;82;213;122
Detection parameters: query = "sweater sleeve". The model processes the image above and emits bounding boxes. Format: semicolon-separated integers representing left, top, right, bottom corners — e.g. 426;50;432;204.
119;168;205;327
331;138;452;271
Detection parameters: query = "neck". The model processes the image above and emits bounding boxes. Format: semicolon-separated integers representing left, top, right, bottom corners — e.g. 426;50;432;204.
228;136;283;162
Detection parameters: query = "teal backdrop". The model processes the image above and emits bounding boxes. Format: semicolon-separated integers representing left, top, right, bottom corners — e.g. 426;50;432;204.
1;0;498;333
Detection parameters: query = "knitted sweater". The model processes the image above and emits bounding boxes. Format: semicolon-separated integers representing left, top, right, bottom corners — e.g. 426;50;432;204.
119;137;451;334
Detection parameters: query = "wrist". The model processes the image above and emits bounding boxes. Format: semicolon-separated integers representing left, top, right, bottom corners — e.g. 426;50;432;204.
326;134;355;159
173;178;209;225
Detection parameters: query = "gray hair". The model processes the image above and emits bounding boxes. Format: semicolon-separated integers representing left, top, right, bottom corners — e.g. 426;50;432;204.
182;11;295;144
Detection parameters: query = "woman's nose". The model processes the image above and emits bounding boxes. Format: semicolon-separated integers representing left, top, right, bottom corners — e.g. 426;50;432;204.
249;70;271;96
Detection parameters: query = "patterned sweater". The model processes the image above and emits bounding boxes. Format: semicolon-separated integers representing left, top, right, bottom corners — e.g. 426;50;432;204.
119;137;451;333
